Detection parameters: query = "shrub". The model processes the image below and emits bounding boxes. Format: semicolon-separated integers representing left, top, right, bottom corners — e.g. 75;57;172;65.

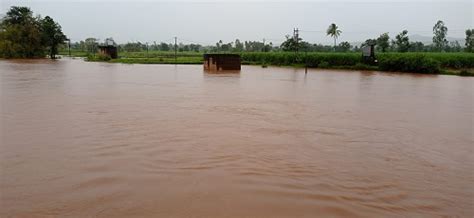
318;61;330;68
97;53;111;61
378;54;440;74
459;69;474;77
353;63;372;70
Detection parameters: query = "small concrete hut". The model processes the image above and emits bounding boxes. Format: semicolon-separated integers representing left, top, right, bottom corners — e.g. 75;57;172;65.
361;44;377;64
98;38;118;59
203;54;241;71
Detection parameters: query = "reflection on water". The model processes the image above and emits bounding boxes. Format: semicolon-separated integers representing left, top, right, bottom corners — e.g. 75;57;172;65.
1;58;473;217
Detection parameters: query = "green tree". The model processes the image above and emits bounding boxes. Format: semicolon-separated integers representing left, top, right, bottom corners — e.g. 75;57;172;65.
395;30;410;52
84;38;98;54
447;41;461;52
376;33;390;52
159;42;170;51
280;34;302;52
0;6;44;58
244;41;265;52
408;41;425;52
2;6;34;25
362;38;376;47
216;40;223;52
465;29;474;52
326;23;341;51
40;16;67;59
432;20;448;51
337;41;351;52
234;39;244;52
220;42;232;52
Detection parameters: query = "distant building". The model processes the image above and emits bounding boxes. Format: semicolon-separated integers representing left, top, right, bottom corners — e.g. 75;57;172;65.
361;45;377;64
203;54;241;71
98;38;118;59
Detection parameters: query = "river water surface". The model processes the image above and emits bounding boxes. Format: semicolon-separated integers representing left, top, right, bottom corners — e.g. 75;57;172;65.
1;58;473;217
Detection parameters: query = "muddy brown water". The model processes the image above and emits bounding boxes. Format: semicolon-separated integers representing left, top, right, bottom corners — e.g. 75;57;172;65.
1;58;473;217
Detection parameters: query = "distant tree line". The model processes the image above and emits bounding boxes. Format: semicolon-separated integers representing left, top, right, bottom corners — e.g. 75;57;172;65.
0;6;67;58
278;21;472;53
67;38;278;53
63;20;474;55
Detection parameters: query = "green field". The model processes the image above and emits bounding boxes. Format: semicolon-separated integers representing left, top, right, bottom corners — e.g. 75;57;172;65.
59;50;474;76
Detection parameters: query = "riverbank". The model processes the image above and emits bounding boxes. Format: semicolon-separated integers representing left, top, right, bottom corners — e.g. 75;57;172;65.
59;51;474;76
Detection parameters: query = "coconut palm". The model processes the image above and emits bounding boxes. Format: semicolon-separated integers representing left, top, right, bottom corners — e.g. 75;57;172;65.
326;23;342;51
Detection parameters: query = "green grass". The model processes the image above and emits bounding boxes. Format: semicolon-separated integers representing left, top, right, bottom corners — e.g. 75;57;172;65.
241;52;474;75
58;50;89;57
119;51;202;59
110;57;203;64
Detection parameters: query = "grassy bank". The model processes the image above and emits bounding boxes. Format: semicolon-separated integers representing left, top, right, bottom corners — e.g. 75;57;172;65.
242;52;474;76
242;52;474;74
66;50;474;76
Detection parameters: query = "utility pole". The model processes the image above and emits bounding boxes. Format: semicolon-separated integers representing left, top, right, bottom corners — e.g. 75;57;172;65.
262;38;266;52
174;37;177;64
68;39;71;57
293;28;299;55
293;28;299;62
146;42;149;58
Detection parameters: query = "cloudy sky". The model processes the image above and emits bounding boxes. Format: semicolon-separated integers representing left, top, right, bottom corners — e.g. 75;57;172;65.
1;0;472;45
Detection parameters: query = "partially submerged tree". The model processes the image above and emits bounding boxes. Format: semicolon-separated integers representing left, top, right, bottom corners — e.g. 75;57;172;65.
326;23;342;51
432;20;448;52
41;16;67;59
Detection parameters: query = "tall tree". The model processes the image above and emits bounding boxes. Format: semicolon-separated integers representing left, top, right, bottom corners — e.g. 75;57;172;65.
395;30;410;52
376;33;390;52
432;20;448;51
465;29;474;52
41;16;67;59
326;23;342;51
0;6;44;58
2;6;34;25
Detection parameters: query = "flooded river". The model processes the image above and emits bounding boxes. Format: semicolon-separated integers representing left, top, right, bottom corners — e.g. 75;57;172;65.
1;58;473;217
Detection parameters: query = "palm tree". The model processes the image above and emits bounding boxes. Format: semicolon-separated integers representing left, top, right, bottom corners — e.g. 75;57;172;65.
326;23;342;51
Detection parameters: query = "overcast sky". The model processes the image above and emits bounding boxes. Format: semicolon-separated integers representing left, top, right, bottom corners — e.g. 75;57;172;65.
1;0;473;45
